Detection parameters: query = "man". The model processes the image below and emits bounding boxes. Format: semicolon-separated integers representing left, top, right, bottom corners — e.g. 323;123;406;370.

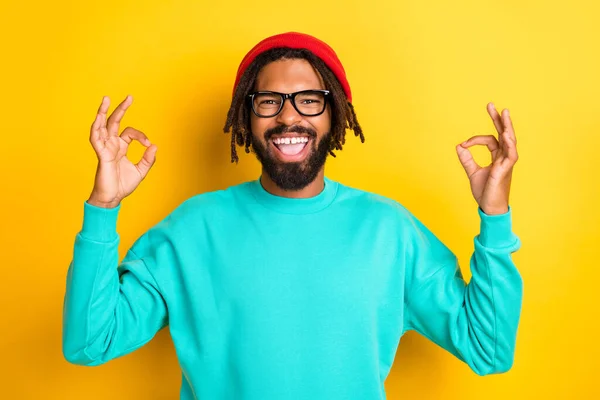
62;32;522;399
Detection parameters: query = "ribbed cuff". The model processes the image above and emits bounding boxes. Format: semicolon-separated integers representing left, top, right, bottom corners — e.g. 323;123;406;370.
80;201;121;242
477;206;518;248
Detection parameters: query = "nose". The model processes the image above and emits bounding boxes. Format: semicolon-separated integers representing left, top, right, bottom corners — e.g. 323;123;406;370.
275;98;302;126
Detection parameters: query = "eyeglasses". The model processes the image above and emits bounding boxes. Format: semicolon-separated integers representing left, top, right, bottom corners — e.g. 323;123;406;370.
247;89;330;118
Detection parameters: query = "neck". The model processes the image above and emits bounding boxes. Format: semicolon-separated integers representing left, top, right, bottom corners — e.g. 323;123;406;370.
260;168;325;199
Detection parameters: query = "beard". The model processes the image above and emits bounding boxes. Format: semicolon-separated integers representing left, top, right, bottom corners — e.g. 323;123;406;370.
251;125;331;191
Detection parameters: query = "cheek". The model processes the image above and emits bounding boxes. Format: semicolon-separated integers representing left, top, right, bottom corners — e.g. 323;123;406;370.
250;115;268;140
312;106;332;136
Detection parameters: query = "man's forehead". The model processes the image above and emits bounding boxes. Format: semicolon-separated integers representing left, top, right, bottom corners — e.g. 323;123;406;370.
255;59;325;91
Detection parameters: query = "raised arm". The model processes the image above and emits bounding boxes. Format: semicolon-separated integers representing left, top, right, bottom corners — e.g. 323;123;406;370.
402;103;523;375
62;96;166;366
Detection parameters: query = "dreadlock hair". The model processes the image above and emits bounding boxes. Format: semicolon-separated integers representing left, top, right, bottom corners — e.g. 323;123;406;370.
223;47;364;163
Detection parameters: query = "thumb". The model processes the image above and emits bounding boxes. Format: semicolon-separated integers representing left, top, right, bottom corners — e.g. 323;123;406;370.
136;144;158;178
456;143;480;177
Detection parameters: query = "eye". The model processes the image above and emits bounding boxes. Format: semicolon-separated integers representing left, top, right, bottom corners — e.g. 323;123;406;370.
296;91;326;106
260;99;280;105
254;93;282;108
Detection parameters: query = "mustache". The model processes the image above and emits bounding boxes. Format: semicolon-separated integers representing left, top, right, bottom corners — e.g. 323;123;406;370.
264;125;317;141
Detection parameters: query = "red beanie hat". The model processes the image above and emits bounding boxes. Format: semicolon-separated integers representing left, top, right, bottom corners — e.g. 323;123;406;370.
232;32;352;103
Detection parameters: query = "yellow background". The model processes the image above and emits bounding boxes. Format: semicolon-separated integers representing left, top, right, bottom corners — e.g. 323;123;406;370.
1;0;598;398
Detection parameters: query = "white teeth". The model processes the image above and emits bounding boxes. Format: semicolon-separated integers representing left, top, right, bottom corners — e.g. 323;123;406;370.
273;137;309;145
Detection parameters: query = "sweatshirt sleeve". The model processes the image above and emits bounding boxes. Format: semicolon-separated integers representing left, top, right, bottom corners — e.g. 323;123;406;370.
402;207;523;376
62;201;169;366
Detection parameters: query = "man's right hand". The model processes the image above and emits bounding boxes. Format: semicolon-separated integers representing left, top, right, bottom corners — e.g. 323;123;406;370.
87;95;158;209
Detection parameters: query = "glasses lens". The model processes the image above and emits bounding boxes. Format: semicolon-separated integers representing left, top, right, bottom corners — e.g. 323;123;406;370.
294;91;326;116
253;93;283;117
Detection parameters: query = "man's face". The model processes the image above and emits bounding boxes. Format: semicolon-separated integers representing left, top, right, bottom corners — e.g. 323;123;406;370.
250;58;332;191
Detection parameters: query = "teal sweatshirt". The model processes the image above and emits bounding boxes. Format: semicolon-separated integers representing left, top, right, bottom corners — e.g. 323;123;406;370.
62;177;523;399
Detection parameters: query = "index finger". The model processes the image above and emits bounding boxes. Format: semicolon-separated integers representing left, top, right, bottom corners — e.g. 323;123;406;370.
106;95;133;136
461;134;500;153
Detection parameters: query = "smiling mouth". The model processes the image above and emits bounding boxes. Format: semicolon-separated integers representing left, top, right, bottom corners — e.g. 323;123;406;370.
271;136;311;156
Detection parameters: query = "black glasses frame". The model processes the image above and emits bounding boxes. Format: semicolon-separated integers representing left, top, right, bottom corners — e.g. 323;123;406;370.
247;89;331;118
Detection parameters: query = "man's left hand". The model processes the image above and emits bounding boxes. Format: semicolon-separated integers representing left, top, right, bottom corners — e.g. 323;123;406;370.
456;103;519;215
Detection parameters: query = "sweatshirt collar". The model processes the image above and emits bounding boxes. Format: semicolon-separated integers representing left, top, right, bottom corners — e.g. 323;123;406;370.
249;175;338;214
